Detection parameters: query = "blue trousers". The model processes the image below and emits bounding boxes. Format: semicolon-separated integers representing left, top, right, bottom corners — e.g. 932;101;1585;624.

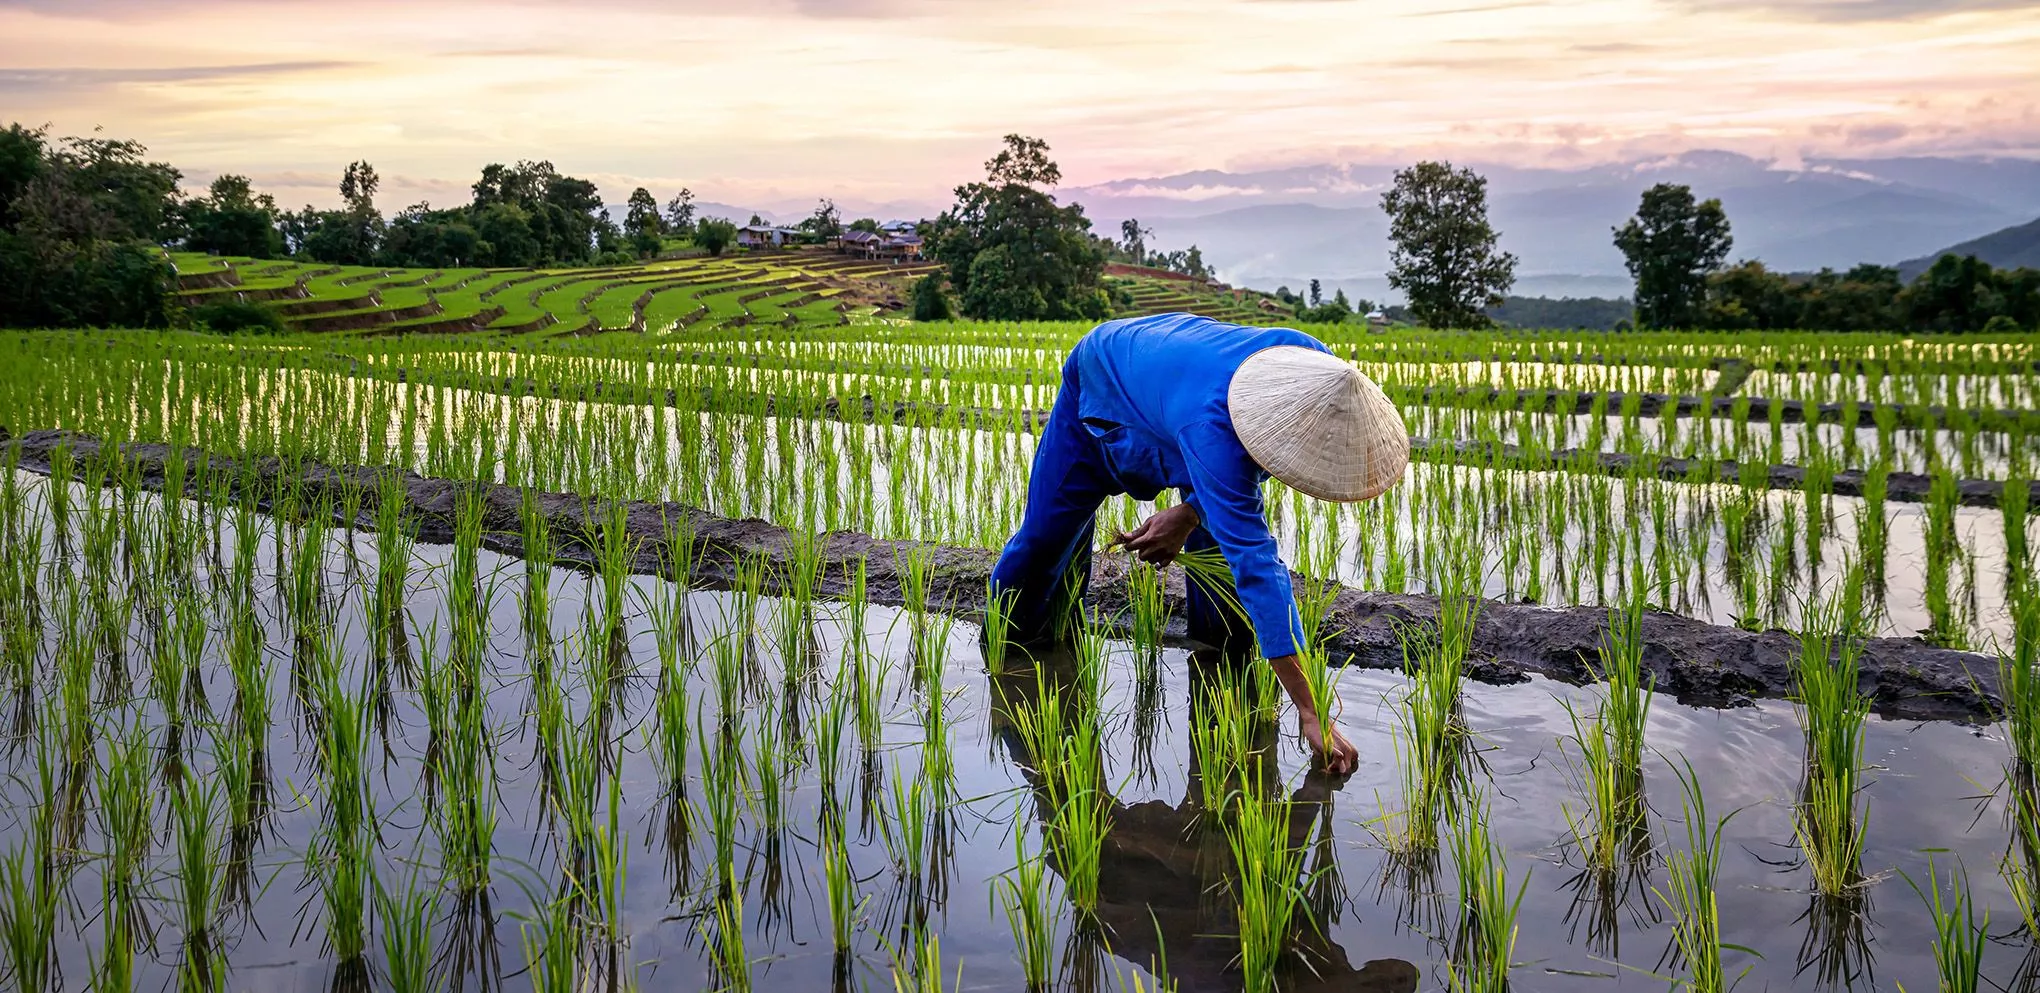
989;361;1252;653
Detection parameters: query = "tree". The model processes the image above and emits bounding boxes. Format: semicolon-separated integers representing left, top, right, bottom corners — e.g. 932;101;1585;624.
929;135;1109;321
663;189;696;235
182;174;284;258
849;217;881;234
1613;183;1732;329
694;218;738;256
1308;279;1322;308
625;187;664;239
1381;162;1517;328
911;272;953;321
1120;218;1151;262
0;124;177;327
808;198;841;239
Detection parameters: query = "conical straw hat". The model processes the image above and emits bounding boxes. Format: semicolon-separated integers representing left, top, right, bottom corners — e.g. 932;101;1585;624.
1227;346;1408;503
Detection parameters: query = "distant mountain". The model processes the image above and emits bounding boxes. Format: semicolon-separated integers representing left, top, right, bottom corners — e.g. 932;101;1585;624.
1897;215;2040;280
1068;151;2040;302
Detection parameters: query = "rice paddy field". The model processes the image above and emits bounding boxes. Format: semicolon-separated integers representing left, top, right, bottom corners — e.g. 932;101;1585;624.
168;251;1275;336
1;320;2038;992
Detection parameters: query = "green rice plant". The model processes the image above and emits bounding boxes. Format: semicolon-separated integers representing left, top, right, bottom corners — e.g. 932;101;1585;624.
1653;760;1749;993
520;895;583;993
703;872;752;993
1126;562;1167;653
697;708;744;883
994;831;1060;990
170;774;225;969
589;498;638;672
888;927;957;993
778;526;826;677
982;581;1017;676
882;757;931;881
0;837;58;993
1902;859;1987;993
1791;576;1871;898
1443;791;1527;993
373;868;441;993
1226;778;1312;993
815;656;853;799
318;820;373;967
1188;673;1248;821
1999;582;2040;773
650;652;692;801
820;807;865;954
748;699;788;833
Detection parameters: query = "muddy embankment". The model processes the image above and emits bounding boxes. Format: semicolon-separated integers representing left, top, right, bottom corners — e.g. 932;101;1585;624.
5;427;2008;722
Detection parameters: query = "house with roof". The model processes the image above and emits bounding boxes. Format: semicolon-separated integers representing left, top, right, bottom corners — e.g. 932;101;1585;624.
839;227;923;261
736;225;804;249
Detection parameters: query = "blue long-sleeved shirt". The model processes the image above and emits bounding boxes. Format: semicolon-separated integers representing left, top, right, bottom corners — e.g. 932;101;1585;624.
1070;313;1330;658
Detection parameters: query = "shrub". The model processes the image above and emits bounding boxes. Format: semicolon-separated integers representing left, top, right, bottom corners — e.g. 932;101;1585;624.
1983;314;2024;335
187;299;286;335
911;273;953;321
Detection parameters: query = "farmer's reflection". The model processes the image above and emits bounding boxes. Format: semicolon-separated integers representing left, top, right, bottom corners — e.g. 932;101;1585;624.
988;642;1419;993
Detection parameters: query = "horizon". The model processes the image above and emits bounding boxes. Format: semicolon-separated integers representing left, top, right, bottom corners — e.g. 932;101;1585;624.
4;0;2038;212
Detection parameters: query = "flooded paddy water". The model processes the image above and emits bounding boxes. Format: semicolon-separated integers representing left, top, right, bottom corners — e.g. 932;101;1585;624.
0;467;2033;993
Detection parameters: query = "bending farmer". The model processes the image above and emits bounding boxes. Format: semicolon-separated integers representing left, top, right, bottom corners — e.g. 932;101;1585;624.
989;313;1409;776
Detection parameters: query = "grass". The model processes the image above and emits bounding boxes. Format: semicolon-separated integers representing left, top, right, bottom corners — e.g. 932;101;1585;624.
994;831;1060;990
1444;790;1527;993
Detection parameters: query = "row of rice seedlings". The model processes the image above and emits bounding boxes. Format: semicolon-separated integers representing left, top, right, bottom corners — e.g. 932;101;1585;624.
1792;571;1872;898
1381;540;1481;857
1010;665;1111;921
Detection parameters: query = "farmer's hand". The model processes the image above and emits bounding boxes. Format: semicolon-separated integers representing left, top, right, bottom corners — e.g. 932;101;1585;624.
1297;713;1360;776
1270;653;1360;776
1116;503;1199;566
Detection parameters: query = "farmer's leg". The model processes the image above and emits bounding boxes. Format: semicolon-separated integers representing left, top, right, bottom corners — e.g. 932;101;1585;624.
1182;524;1256;657
990;363;1114;643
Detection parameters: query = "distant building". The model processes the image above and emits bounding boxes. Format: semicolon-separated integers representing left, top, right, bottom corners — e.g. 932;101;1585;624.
736;225;803;249
879;219;919;236
840;227;923;261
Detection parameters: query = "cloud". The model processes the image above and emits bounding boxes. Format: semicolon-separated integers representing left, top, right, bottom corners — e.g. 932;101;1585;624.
0;61;355;94
1678;0;2040;20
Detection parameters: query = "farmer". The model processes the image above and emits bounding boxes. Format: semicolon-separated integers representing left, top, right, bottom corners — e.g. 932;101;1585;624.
989;312;1409;776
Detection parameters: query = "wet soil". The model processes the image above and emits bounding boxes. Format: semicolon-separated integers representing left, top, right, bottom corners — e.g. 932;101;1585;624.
3;428;2005;723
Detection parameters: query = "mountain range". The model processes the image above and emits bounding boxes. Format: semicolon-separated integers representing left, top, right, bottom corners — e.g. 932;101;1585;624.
636;151;2040;303
1069;151;2040;303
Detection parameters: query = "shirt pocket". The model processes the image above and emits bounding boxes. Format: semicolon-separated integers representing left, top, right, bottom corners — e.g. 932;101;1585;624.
1082;417;1168;501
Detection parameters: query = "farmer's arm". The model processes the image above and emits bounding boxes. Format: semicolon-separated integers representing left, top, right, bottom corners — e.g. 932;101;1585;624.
1178;423;1359;775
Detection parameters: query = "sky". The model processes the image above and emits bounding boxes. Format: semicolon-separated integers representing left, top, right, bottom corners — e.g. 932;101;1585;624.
3;0;2037;212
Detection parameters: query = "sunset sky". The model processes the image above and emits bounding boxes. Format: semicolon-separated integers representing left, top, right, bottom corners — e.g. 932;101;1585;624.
3;0;2037;211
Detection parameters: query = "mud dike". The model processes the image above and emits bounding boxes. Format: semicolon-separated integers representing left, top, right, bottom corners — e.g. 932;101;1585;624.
5;427;2004;723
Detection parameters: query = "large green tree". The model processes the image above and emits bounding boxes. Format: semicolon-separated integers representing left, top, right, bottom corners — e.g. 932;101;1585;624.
182;174;284;258
928;135;1109;321
1613;183;1732;329
0;124;177;327
1380;161;1517;328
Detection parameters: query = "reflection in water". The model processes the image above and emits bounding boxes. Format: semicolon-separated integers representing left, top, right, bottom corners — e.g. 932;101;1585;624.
990;644;1420;993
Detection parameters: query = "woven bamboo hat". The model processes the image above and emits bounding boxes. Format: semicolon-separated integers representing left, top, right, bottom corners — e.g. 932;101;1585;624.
1227;346;1408;503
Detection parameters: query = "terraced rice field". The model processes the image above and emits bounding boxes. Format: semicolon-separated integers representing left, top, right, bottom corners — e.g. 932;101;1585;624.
1;322;2038;992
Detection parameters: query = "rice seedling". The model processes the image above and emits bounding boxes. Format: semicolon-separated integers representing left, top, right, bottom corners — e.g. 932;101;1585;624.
1792;574;1871;898
995;831;1061;990
821;804;866;954
982;580;1018;676
1443;790;1528;993
1654;760;1748;993
888;927;958;993
703;872;752;993
521;894;584;993
318;818;374;968
0;836;58;993
1903;859;1987;993
374;869;442;993
170;773;226;975
1226;776;1312;993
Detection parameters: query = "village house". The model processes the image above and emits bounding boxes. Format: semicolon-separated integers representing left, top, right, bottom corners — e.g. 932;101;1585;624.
736;224;804;249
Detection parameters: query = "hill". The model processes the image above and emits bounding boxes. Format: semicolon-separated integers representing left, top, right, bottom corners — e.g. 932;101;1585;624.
1898;215;2040;280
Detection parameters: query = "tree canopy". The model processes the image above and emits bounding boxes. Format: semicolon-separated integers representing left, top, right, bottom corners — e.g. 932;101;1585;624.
0;124;177;328
928;135;1108;321
1613;183;1733;330
1381;161;1517;328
